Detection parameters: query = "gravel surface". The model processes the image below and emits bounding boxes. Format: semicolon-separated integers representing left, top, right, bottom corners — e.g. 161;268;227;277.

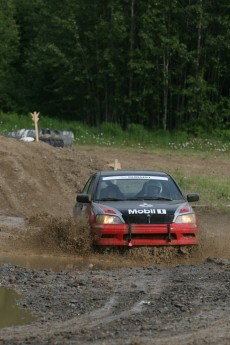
1;258;230;345
0;135;229;344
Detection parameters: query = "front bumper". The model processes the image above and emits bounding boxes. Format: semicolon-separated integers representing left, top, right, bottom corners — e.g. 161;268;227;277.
92;223;198;247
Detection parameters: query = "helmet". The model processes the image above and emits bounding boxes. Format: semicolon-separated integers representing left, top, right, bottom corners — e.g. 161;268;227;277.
144;180;162;195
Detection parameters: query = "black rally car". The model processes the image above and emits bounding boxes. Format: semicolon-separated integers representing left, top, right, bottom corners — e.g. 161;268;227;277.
73;170;199;247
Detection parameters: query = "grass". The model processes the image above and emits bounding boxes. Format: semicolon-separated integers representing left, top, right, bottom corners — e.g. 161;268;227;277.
0;112;230;154
172;170;230;207
0;112;229;207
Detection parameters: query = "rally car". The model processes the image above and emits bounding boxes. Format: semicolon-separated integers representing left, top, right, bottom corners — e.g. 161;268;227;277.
73;170;199;247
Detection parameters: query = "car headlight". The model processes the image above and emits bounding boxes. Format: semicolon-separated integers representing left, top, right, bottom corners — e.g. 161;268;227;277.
96;215;122;224
175;214;196;224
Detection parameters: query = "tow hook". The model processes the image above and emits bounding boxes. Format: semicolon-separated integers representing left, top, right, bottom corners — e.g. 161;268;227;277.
127;223;132;246
167;224;171;242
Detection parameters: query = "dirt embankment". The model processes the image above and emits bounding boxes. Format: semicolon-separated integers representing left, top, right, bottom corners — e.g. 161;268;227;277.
0;135;230;345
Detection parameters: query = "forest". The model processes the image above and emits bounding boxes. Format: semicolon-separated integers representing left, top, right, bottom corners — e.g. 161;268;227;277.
0;0;230;132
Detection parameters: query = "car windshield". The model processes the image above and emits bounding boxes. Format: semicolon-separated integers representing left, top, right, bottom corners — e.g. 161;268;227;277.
95;175;184;201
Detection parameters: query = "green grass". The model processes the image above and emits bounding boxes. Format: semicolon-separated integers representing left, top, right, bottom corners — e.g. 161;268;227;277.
172;170;230;206
1;112;230;154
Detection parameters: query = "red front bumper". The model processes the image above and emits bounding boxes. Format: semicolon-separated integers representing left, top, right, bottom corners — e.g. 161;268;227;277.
92;223;198;247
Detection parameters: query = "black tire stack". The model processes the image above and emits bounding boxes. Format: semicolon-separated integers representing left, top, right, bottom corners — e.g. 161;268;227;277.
7;129;74;147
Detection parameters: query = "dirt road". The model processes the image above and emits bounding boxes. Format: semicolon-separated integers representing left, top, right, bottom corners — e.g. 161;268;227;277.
0;135;230;344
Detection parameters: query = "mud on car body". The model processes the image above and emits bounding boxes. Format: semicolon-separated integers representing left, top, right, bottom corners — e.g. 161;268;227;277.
73;170;199;247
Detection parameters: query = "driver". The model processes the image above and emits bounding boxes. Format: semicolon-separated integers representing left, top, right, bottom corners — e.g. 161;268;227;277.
138;180;162;197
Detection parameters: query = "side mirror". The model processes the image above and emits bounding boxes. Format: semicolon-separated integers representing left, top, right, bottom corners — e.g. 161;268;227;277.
187;193;199;202
77;194;90;203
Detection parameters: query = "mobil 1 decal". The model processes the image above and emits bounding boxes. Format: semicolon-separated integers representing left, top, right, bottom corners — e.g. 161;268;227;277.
128;208;166;214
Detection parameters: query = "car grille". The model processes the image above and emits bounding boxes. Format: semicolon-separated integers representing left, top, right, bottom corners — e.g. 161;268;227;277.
122;214;174;224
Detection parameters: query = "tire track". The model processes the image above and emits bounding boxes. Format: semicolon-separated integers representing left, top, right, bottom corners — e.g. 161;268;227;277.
0;269;170;342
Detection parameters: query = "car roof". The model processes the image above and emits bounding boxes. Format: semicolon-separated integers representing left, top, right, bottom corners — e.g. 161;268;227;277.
97;170;169;177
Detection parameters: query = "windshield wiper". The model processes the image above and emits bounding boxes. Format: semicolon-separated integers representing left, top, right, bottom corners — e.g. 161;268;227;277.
142;196;173;201
96;196;173;201
122;197;145;201
122;196;173;201
97;198;122;201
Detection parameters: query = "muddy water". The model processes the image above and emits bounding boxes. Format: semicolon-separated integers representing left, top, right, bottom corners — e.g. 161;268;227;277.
0;287;36;328
0;248;206;272
0;253;95;271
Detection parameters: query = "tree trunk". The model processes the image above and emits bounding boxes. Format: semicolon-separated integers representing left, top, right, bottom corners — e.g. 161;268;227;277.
162;49;169;131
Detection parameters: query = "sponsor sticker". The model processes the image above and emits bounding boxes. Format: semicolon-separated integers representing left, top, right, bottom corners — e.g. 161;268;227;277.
103;176;168;181
128;209;167;214
139;203;153;207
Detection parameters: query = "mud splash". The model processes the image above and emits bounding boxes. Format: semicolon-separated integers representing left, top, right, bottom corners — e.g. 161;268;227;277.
1;208;230;271
26;214;201;267
195;207;230;261
27;214;93;255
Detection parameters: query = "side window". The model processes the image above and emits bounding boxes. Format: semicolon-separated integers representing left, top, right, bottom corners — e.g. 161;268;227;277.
82;175;95;194
87;176;96;196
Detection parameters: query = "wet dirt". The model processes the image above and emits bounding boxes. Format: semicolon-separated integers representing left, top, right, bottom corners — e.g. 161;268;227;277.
0;135;230;344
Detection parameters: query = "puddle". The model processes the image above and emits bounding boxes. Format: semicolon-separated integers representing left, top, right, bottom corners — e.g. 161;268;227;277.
0;253;92;271
0;250;206;272
0;287;36;328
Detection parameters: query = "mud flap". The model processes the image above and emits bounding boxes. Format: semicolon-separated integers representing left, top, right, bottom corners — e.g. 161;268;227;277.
167;224;171;242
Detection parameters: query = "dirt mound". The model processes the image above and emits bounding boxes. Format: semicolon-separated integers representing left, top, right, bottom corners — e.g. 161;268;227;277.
0;136;107;217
